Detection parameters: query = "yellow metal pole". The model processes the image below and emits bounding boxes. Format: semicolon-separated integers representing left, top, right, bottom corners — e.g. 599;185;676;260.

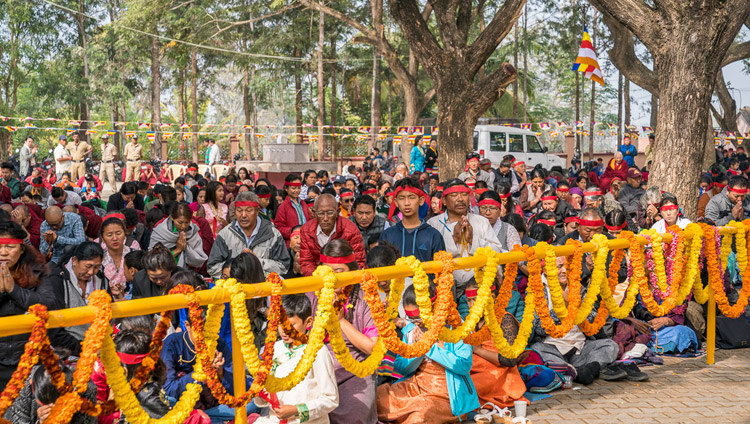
706;286;716;365
232;316;248;423
0;227;735;338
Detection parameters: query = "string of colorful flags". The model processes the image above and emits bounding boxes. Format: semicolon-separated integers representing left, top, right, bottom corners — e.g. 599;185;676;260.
3;115;748;142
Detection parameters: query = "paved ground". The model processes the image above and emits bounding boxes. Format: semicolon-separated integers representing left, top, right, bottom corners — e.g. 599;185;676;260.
515;348;750;424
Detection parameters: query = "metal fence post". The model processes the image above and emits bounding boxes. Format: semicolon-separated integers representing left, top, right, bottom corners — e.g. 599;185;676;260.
232;315;248;423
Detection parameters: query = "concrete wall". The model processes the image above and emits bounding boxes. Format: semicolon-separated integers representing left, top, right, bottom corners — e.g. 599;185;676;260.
553;134;648;169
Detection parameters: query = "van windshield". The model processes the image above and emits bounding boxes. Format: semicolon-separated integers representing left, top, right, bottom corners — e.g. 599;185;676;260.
509;134;524;152
473;131;479;151
527;135;544;153
489;132;506;151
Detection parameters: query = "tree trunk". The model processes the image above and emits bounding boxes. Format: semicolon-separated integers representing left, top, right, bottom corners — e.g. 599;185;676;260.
370;52;381;154
243;66;253;159
703;113;716;171
624;77;631;129
151;33;162;159
295;49;303;142
191;49;199;163
714;71;738;132
522;3;528;122
75;8;90;138
512;22;518;119
330;35;338;161
649;46;722;219
317;11;326;161
617;72;623;143
437;98;478;182
649;93;658;131
178;69;186;158
251;65;258;159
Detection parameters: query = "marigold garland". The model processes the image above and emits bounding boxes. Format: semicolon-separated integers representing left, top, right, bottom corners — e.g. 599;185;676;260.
700;223;750;318
362;252;455;357
0;305;49;424
598;232;640;319
264;266;336;392
463;246;521;346
529;243;582;338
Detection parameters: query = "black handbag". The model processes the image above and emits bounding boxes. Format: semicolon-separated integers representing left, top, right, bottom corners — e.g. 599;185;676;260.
715;315;750;349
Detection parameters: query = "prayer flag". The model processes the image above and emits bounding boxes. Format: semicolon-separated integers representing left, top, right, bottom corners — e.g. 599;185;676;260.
24;123;37;129
138;122;150;129
4;126;16;132
93;121;106;127
115;121;127;127
359;126;371;134
181;123;193;129
572;26;605;86
521;123;531;130
539;122;550;129
642;126;654;133
68;120;81;126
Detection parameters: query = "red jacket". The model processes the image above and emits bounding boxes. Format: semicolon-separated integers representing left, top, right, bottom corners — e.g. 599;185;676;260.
78;204;102;240
299;215;366;276
274;197;313;244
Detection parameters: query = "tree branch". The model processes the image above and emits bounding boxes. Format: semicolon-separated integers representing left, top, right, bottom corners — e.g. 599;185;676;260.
388;0;443;79
467;0;525;74
723;41;750;67
601;11;659;96
300;0;373;37
472;63;518;113
430;0;463;51
588;0;660;48
418;86;436;111
714;70;738;132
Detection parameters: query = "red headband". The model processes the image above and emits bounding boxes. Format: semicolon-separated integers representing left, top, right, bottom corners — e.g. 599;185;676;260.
340;191;354;198
660;204;679;211
0;238;24;245
32;182;43;188
320;254;356;264
605;222;627;231
256;193;272;199
284;181;302;187
291;229;301;238
474;188;488;195
388;186;428;221
436;185;444;191
188;167;198;171
362;189;377;195
577;218;604;227
117;352;149;365
557;187;570;193
715;182;727;189
537;219;556;226
466;181;476;188
514;161;526;167
442;186;473;196
235;201;259;208
465;285;496;298
565;216;578;224
405;308;420;318
541;196;557;201
584;191;603;197
728;186;747;194
498;192;511;199
103;213;125;221
478;199;502;208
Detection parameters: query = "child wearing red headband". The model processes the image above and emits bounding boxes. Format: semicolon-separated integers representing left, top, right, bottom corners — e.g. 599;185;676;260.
275;174;313;247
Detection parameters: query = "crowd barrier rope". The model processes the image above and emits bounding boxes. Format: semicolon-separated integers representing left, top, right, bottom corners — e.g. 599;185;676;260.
0;221;748;423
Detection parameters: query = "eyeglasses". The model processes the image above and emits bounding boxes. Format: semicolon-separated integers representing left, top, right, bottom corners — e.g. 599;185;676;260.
316;210;337;218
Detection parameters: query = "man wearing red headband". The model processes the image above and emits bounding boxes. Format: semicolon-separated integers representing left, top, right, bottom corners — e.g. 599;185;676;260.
427;179;501;287
275;174;312;246
207;191;290;279
298;193;366;276
540;188;573;231
458;152;494;187
705;175;750;226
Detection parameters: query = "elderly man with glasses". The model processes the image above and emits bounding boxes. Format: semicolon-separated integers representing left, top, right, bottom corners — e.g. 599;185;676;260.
39;205;86;265
298;193;366;276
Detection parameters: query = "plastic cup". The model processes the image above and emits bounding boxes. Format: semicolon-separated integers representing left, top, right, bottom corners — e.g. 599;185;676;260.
514;400;527;418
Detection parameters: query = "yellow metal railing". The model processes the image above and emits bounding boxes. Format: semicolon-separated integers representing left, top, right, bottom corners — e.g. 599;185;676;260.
0;228;732;422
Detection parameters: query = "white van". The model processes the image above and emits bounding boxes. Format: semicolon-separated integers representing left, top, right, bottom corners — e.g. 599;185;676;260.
473;125;565;169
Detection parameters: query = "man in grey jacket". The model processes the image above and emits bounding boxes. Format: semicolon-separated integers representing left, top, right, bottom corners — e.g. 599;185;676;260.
705;175;750;226
207;191;290;279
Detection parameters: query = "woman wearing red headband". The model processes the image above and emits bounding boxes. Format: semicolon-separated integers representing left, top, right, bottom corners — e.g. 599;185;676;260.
275;174;313;247
652;197;690;232
478;191;522;252
313;239;378;424
0;221;61;390
604;209;629;237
